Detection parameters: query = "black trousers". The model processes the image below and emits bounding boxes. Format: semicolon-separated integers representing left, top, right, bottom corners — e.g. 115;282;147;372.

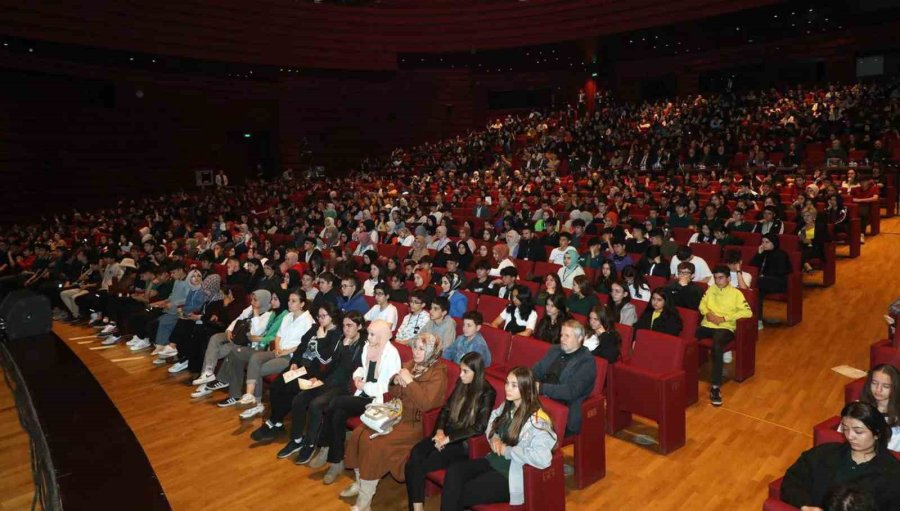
695;326;735;387
268;380;345;440
171;319;199;363
321;394;371;464
186;324;222;373
405;438;469;509
127;310;162;339
859;203;871;234
75;290;107;317
755;275;786;318
107;297;145;331
440;458;510;511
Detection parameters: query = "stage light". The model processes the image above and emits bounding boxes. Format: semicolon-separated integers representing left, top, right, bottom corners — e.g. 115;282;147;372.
591;72;598;77
243;133;252;138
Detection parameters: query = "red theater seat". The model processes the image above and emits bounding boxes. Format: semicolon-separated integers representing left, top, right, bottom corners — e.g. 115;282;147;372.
607;332;686;453
477;295;509;323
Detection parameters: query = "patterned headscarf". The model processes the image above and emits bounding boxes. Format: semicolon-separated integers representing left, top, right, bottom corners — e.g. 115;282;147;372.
201;274;224;301
411;332;443;378
444;272;462;293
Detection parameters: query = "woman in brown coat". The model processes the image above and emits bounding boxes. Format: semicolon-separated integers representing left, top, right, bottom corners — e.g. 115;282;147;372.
342;332;447;511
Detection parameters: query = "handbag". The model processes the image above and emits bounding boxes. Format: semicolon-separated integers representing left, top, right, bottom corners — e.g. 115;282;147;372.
360;398;403;438
230;318;253;346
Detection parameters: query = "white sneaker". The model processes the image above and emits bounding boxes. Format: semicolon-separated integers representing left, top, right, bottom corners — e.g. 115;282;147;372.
192;373;216;386
101;335;121;346
150;345;164;356
239;393;256;406
168;360;189;373
240;403;265;419
339;481;359;498
723;351;733;364
152;357;168;366
130;339;151;351
100;323;117;334
157;345;178;359
90;312;99;321
125;337;139;346
191;385;213;398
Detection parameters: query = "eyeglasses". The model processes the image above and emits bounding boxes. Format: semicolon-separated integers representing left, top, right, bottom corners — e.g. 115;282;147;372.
677;270;693;275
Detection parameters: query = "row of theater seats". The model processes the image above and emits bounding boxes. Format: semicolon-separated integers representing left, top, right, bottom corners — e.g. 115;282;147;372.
763;328;900;510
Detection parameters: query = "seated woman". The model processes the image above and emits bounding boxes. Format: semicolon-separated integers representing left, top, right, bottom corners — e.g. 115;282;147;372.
557;247;585;290
533;294;571;344
797;209;831;273
565;275;598;317
440;272;468;319
316;319;402;484
166;274;225;373
409;235;430;263
750;233;792;328
594;260;618;295
362;262;385;297
352;232;375;257
261;301;342;451
470;244;496;272
841;364;900;452
488;245;516;278
405;352;496;511
215;291;313;415
363;283;399;331
412;268;436;305
152;269;204;361
780;402;900;510
632;288;683;341
191;289;282;393
535;273;564;307
622;265;651;302
608;280;637;326
688;223;717;245
490;285;538;337
585;304;622;363
341;333;447;511
440;366;556;511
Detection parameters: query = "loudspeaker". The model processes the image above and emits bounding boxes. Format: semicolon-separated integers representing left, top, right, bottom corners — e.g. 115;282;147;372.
0;289;52;341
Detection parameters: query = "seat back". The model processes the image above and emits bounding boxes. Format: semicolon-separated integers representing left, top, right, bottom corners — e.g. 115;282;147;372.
394;342;414;363
631;331;685;373
513;259;535;279
476;295;509;322
508;335;552;368
459;290;479;312
690;244;721;268
480;325;513;367
534;261;562;278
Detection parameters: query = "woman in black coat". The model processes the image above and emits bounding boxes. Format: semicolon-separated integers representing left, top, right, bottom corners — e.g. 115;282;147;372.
405;352;496;511
780;402;900;510
632;288;683;342
750;233;792;320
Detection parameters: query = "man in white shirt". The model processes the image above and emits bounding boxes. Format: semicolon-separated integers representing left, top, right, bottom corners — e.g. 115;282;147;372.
669;246;712;284
547;232;573;265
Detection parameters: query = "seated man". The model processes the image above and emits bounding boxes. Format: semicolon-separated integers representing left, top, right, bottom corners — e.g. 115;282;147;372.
664;261;704;310
532;319;597;436
547;232;573;265
608;237;634;273
487;266;518;300
443;311;491;367
669;246;712;284
337;276;368;315
466;260;493;294
696;265;753;407
418;296;456;349
395;290;431;345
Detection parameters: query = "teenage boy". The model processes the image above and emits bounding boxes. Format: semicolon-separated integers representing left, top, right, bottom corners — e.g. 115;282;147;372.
443;311;492;366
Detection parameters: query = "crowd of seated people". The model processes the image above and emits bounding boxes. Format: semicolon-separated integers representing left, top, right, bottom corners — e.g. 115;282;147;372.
0;77;898;509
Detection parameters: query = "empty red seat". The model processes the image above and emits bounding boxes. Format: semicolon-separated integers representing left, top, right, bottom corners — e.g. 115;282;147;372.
607;332;686;453
476;295;509;323
487;335;550;380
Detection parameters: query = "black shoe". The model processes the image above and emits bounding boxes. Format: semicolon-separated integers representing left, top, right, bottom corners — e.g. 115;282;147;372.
251;422;282;443
217;397;238;408
295;444;317;465
709;387;723;407
276;439;304;459
207;380;229;391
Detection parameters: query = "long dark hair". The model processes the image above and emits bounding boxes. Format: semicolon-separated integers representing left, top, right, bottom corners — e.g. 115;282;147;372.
861;364;900;427
840;401;891;452
446;352;487;430
608;280;631;322
510;284;535;319
490;367;549;447
596;259;617;289
590;304;621;349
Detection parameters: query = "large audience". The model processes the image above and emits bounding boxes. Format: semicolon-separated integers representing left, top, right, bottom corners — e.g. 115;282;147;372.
1;78;899;510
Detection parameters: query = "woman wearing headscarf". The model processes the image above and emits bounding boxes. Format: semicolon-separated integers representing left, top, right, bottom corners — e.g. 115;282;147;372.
153;269;204;362
557;247;585;290
440;272;468;319
413;268;436;305
469;244;496;272
505;230;521;260
750;233;792;328
409;235;429;263
341;332;448;511
488;244;515;278
319;217;340;249
456;241;474;273
353;230;375;257
167;274;226;373
181;285;248;376
191;288;285;396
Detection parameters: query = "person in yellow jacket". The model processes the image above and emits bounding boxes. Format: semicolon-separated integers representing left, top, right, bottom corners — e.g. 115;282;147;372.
697;265;753;407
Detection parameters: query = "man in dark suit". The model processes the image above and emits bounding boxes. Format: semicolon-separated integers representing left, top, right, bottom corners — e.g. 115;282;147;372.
532;319;596;437
517;227;547;262
473;197;491;219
